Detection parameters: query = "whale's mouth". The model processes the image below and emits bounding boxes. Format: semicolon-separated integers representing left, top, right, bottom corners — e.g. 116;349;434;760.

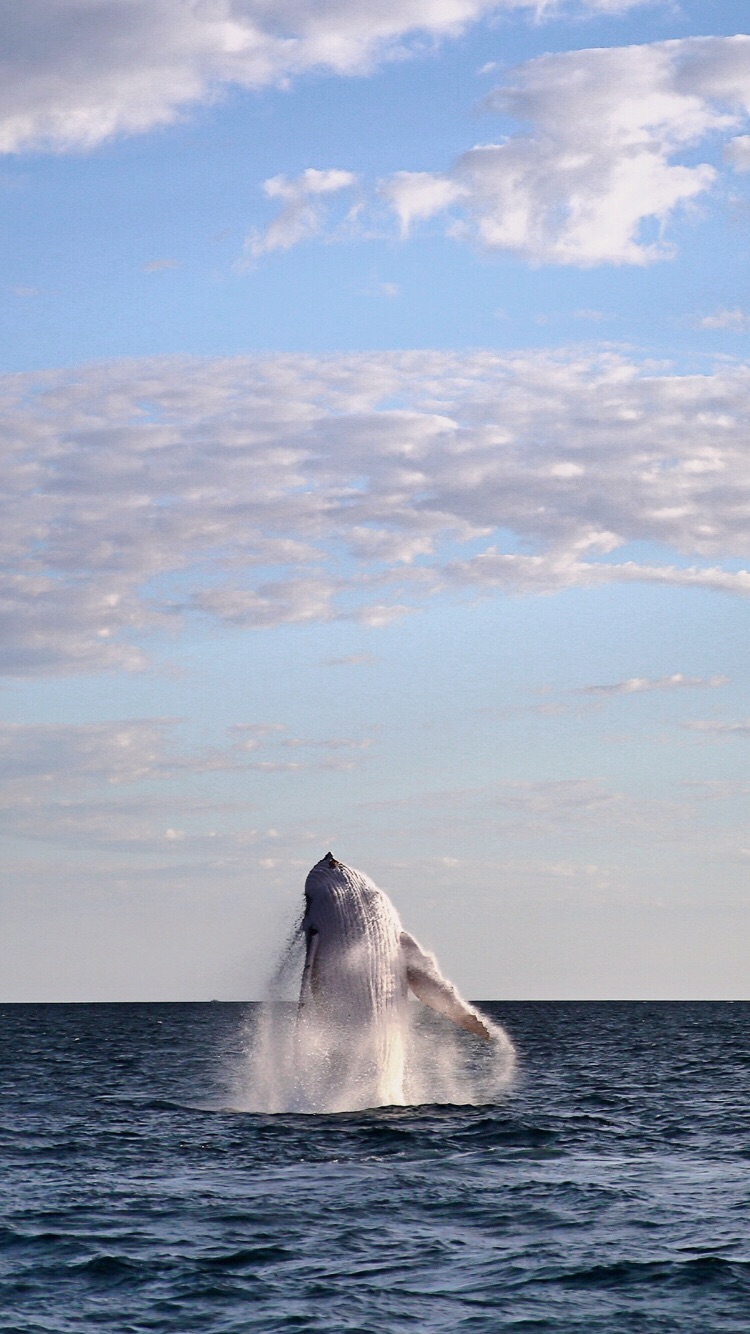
324;851;342;870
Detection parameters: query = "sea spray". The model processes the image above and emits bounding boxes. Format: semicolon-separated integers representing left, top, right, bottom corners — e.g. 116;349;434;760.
234;856;516;1113
236;992;515;1113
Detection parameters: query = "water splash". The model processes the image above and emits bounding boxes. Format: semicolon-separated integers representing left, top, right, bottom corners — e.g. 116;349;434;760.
234;989;515;1114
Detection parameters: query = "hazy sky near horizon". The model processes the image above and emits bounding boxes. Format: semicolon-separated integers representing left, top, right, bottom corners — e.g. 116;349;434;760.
1;0;749;1001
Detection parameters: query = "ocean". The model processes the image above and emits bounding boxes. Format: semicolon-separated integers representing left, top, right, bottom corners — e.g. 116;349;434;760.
1;1001;749;1332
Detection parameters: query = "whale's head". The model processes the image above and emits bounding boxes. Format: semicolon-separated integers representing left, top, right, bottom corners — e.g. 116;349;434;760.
304;852;347;917
303;853;395;941
306;852;345;887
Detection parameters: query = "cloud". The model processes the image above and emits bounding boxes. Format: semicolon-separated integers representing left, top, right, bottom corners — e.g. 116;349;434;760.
243;168;357;261
724;133;750;171
685;719;750;737
443;549;750;598
143;258;181;274
195;577;341;626
0;718;376;853
0;0;652;156
0;720;180;787
381;36;750;265
2;346;750;675
367;774;692;841
321;653;377;666
493;778;622;821
0;718;373;788
691;308;750;331
580;673;729;696
382;172;468;237
281;736;374;750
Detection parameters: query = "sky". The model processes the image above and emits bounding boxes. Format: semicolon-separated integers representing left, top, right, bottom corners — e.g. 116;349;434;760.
1;0;749;1002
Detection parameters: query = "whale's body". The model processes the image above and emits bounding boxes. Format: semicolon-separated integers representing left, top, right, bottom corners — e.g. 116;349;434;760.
297;853;495;1108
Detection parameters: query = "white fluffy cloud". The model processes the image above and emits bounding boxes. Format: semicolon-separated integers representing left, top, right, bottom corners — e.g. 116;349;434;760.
243;168;357;260
2;347;750;675
382;36;750;265
382;172;468;237
0;0;652;155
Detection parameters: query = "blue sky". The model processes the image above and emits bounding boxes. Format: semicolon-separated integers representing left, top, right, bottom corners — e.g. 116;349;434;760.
1;0;749;1000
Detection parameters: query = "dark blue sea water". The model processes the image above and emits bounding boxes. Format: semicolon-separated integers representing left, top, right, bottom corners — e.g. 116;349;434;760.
1;1002;749;1333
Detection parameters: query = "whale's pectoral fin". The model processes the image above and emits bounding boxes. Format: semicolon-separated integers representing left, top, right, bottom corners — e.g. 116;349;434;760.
298;927;320;1015
400;930;492;1040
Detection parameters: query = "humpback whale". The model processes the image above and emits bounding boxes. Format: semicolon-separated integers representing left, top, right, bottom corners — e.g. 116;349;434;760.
295;852;501;1109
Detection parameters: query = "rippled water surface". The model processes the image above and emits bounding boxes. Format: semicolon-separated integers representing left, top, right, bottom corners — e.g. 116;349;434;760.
2;1001;749;1332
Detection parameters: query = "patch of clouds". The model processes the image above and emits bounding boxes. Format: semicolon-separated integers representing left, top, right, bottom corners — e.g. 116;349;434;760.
281;736;374;751
581;0;654;9
691;307;750;331
367;774;693;841
685;719;750;737
682;779;750;800
0;574;152;675
351;602;414;628
0;718;376;853
143;258;181;274
494;777;623;821
0;0;650;156
2;346;750;675
242;168;357;263
0;719;375;791
443;549;750;598
0;720;178;788
381;172;468;238
380;36;750;266
579;673;729;696
321;653;377;667
228;723;286;749
194;576;342;627
724;133;750;171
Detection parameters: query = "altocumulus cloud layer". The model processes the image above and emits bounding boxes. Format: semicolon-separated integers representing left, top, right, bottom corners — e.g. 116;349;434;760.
0;718;723;874
0;719;374;860
0;0;651;154
2;349;749;676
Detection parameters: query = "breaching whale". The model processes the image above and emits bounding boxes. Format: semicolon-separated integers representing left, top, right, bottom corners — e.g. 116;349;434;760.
295;852;498;1108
